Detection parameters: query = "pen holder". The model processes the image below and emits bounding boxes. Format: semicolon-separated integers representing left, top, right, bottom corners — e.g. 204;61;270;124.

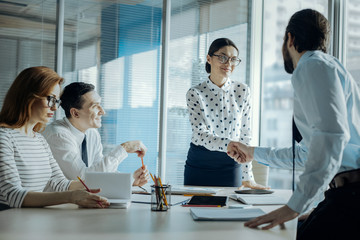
151;184;171;211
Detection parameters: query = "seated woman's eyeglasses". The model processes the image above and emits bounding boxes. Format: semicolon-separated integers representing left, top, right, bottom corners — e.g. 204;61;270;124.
47;96;61;108
212;54;241;66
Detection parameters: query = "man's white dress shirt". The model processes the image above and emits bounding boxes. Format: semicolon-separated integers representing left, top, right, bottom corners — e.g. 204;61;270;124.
42;117;128;180
255;51;360;214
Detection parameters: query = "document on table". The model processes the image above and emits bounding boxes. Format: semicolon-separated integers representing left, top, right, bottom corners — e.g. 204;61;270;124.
190;208;266;221
229;194;287;205
131;194;190;206
132;185;222;195
170;186;222;195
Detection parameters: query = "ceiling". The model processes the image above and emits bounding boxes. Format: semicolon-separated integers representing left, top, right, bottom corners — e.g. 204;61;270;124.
0;0;215;45
0;0;148;44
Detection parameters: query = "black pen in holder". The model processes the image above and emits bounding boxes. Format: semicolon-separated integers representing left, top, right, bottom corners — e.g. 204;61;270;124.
151;184;171;211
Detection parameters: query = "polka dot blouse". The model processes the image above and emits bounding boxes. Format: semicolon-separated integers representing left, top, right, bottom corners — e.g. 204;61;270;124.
186;78;254;181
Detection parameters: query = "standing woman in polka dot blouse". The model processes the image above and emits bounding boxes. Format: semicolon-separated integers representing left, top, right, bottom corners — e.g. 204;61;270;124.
184;38;269;188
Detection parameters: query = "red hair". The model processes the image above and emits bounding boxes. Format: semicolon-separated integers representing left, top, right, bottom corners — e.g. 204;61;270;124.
0;66;64;132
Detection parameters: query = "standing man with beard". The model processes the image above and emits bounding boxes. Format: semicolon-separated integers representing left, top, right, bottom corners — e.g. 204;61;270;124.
227;9;360;239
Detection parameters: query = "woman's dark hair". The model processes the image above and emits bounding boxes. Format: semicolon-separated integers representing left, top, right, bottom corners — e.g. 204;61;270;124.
206;38;239;73
285;9;330;53
60;82;95;118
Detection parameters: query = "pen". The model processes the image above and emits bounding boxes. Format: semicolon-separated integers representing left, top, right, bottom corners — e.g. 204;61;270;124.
77;176;104;208
138;185;148;193
171;199;190;206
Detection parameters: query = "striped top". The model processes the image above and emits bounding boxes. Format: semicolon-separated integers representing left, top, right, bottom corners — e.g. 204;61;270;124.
0;127;71;208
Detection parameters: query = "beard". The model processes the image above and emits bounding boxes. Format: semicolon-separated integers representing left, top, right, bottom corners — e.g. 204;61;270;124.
282;40;294;74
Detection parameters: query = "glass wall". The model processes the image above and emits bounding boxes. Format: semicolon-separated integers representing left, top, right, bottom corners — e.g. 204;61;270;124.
0;0;162;177
345;0;360;86
261;0;328;189
61;0;163;176
0;0;57;110
0;0;353;188
166;0;250;185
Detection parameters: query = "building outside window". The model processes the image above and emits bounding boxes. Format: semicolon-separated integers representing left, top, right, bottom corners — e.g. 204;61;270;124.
345;0;360;87
165;0;250;185
261;0;328;188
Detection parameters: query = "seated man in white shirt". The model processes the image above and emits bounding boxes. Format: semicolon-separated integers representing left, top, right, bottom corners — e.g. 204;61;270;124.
43;82;148;186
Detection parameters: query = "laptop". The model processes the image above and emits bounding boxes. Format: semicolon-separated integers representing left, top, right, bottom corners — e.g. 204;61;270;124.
84;172;132;208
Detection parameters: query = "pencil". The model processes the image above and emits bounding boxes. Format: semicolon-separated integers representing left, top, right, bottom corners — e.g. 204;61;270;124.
77;176;104;208
158;177;168;206
141;156;145;169
149;172;155;183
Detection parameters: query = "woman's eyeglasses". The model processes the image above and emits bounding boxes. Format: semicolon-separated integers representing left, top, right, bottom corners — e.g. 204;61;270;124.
47;96;61;108
212;54;241;66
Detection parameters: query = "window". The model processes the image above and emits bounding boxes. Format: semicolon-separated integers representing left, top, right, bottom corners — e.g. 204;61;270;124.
1;0;346;189
345;0;360;86
166;0;250;185
267;118;277;130
0;0;57;110
61;1;163;176
0;0;163;177
261;0;328;189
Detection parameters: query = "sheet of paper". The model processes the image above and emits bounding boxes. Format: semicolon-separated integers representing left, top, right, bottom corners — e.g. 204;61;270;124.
190;208;266;221
170;186;222;195
229;194;287;205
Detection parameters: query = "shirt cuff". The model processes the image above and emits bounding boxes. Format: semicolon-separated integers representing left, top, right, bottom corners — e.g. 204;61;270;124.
222;139;232;152
254;147;270;166
241;163;254;181
286;189;309;214
16;190;29;208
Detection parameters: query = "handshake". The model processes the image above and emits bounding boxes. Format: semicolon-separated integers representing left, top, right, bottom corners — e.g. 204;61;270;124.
227;141;255;164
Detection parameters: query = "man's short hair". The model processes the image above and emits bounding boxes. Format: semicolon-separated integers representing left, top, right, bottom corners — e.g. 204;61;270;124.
60;82;95;118
285;9;330;53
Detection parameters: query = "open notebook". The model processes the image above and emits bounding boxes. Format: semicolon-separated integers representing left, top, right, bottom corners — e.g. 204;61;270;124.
85;172;132;208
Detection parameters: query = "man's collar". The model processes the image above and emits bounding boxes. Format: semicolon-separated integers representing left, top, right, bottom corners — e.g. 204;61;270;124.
296;50;314;69
64;117;86;144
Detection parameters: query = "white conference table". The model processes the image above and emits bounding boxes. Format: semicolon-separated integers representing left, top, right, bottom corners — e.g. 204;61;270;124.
0;188;297;240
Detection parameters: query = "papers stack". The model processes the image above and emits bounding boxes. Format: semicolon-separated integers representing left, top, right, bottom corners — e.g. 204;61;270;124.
190;208;266;221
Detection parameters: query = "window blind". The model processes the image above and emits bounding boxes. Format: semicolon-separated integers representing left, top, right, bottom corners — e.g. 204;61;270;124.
0;0;57;110
61;0;163;175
